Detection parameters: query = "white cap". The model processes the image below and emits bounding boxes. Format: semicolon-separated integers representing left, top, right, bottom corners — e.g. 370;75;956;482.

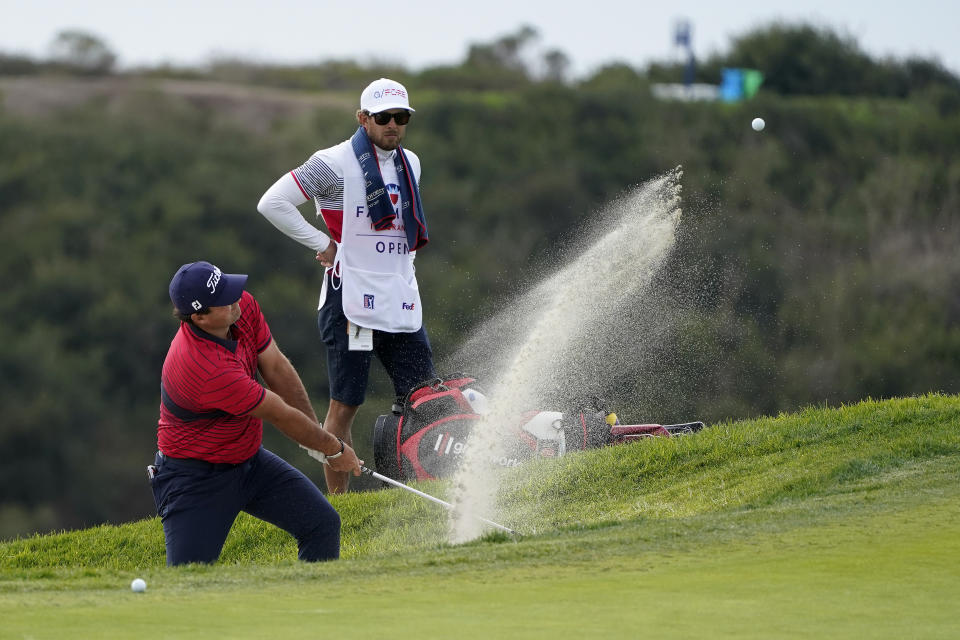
360;78;415;114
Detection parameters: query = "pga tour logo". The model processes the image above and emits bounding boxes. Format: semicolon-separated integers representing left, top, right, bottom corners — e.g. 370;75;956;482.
363;294;375;310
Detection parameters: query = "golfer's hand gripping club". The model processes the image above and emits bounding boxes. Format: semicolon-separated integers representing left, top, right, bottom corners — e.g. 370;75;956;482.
300;440;363;476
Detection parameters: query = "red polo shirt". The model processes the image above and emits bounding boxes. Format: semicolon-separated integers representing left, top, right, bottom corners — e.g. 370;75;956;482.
157;291;272;463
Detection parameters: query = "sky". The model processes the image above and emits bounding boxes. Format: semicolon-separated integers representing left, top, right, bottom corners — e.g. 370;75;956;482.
1;0;958;79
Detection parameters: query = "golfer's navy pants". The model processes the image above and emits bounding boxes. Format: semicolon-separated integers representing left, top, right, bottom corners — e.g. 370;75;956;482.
150;447;340;566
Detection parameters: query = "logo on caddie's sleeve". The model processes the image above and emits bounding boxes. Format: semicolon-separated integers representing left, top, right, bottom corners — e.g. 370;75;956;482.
364;294;375;310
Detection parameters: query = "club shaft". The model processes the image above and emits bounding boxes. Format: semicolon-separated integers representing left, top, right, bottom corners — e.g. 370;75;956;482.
363;467;515;534
366;468;454;508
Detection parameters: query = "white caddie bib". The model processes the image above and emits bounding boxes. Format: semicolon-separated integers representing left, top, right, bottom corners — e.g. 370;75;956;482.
325;140;422;333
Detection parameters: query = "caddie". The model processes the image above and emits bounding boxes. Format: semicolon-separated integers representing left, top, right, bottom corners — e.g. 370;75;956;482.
257;78;436;493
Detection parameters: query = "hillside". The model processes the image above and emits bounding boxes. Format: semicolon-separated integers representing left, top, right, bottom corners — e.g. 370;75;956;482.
0;75;355;128
1;68;958;543
1;394;958;638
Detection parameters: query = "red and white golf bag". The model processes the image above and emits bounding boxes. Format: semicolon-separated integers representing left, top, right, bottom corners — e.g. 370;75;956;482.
371;374;703;482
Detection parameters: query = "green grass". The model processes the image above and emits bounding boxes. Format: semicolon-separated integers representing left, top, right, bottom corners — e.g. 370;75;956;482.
2;394;959;638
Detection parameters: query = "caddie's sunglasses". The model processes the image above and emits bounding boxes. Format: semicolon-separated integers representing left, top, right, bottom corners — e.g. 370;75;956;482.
369;111;411;126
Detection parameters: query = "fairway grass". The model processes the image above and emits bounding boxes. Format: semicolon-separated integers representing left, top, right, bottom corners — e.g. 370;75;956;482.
2;395;959;638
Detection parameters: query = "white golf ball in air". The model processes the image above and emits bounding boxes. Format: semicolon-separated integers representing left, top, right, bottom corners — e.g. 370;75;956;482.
752;117;765;131
131;578;147;593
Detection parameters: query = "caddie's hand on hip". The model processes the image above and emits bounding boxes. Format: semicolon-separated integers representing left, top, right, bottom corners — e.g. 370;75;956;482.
316;241;337;268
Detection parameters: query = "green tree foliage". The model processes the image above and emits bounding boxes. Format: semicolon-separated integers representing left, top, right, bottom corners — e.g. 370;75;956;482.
720;23;877;95
0;93;347;538
1;24;959;539
418;25;569;90
542;49;571;84
649;22;960;101
48;30;117;75
201;58;412;92
465;24;539;73
0;53;41;76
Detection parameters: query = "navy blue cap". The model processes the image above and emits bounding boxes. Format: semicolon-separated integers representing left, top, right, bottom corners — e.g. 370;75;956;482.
169;261;248;316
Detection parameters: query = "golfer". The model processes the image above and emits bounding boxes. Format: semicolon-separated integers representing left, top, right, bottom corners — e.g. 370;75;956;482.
151;260;362;566
258;78;435;493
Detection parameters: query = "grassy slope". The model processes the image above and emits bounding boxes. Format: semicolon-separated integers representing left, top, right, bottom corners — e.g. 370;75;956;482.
1;394;959;638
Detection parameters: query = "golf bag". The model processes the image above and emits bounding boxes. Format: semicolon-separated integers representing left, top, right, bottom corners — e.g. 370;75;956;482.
372;373;704;482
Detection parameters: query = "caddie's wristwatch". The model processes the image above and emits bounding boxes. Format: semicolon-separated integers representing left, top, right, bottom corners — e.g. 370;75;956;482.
326;438;345;460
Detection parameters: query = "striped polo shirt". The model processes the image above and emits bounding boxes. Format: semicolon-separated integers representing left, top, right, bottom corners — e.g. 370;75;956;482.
292;151;346;242
291;144;420;243
157;291;272;463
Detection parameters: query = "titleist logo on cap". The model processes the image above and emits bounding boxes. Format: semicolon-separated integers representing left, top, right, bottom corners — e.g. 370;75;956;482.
206;267;222;293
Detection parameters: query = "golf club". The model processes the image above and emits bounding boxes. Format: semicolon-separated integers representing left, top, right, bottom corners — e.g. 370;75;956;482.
361;466;517;535
302;444;517;535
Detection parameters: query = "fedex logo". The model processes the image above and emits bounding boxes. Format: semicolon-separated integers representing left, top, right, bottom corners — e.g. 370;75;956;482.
363;294;375;309
402;302;416;311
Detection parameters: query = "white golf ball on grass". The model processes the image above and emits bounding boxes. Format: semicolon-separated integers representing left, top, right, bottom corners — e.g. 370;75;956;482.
130;578;147;593
751;117;765;131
